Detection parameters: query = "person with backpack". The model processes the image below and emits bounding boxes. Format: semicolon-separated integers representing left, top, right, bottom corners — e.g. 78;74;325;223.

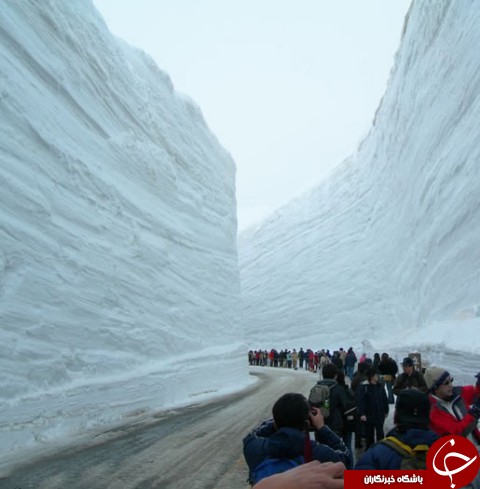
356;367;389;449
308;364;347;438
355;390;439;469
243;392;350;485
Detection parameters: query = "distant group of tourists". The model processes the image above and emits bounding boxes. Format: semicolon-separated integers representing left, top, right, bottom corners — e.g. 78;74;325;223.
248;347;359;375
244;348;480;488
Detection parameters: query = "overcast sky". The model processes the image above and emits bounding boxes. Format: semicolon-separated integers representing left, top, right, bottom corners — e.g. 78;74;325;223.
93;0;411;231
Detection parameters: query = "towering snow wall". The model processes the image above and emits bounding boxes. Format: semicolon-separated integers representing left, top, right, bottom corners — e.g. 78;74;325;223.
0;0;245;461
239;0;480;349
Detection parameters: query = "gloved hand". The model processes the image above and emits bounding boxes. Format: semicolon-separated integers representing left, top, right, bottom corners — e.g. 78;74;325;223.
469;397;480;419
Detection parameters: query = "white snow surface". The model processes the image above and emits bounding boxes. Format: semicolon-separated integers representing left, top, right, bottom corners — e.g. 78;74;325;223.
239;0;480;352
1;0;480;473
0;0;248;468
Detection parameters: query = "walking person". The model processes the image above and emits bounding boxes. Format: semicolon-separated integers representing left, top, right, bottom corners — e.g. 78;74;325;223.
356;367;389;449
308;364;347;438
292;349;298;370
337;370;357;468
378;353;398;404
351;361;369;450
345;348;357;380
356;390;438;469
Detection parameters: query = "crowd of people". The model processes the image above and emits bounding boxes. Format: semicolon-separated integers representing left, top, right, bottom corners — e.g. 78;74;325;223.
247;347;357;373
244;348;480;488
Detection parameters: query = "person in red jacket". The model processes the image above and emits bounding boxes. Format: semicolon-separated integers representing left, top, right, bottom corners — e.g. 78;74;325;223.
424;367;480;446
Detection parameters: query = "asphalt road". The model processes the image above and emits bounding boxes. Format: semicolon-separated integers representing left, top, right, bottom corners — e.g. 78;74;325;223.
1;366;318;489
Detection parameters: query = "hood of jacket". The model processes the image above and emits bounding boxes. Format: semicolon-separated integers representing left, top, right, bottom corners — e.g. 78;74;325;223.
265;427;305;458
318;379;337;387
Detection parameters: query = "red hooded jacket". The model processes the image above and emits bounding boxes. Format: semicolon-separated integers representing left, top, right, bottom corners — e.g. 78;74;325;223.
429;385;480;444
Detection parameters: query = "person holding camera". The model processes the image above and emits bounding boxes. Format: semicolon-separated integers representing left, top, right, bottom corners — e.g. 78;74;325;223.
243;392;351;485
425;368;480;489
424;367;480;445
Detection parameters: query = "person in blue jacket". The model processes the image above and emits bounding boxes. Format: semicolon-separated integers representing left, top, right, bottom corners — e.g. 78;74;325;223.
355;389;439;469
243;392;351;484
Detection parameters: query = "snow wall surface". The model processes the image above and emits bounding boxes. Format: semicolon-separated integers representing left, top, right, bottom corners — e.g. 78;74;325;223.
0;0;247;464
239;0;480;349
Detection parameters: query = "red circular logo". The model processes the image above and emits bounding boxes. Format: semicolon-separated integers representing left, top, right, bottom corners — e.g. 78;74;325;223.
426;435;480;488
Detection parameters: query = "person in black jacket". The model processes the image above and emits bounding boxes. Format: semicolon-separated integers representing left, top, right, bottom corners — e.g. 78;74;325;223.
356;390;438;469
309;364;347;437
377;352;398;404
356;367;389;449
351;361;369;449
243;392;351;484
336;370;356;468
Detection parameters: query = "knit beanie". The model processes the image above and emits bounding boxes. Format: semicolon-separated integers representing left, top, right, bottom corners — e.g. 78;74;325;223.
395;390;430;426
424;367;450;392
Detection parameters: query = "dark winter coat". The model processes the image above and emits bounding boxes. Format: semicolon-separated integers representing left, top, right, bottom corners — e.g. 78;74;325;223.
340;384;357;434
243;419;351;481
378;359;398;380
331;355;344;370
355;427;439;469
315;379;347;435
356;382;389;421
345;352;357;368
393;370;428;396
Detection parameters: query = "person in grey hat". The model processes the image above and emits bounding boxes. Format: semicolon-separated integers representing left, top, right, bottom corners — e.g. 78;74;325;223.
392;357;428;396
424;366;480;447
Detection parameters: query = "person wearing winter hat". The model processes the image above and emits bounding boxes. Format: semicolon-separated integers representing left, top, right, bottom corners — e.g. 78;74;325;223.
393;357;428;396
424;366;480;447
355;390;439;469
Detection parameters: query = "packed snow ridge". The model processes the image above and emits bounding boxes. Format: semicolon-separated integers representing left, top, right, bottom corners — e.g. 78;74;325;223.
1;0;480;471
239;0;480;350
0;0;247;466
